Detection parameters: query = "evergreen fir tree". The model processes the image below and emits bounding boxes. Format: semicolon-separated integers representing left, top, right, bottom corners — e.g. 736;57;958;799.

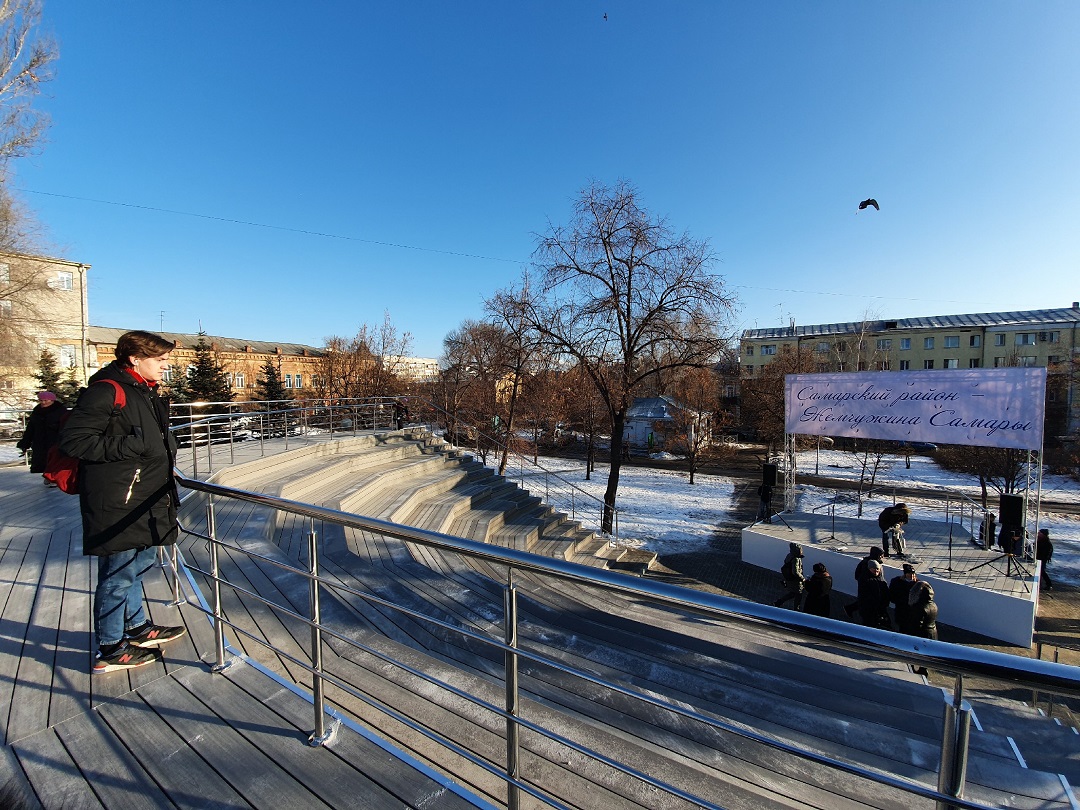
171;333;234;405
56;367;82;405
33;348;64;393
255;358;289;402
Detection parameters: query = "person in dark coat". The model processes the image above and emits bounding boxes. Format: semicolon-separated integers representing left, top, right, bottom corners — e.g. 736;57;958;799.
900;581;938;640
59;330;187;674
1036;528;1054;590
844;546;885;619
774;543;805;610
804;562;833;617
756;483;774;523
979;512;997;550
16;391;69;480
877;503;911;557
889;563;918;630
857;559;892;629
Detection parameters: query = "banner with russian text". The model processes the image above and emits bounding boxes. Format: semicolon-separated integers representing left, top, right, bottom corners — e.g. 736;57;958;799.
784;368;1046;450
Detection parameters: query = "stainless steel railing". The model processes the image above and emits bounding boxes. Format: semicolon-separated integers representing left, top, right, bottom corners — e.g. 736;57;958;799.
166;467;1080;810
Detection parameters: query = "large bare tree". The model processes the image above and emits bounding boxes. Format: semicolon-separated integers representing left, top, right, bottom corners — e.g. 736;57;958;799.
0;0;55;165
525;180;736;532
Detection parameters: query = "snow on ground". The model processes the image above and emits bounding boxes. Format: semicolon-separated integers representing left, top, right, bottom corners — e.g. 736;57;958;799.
0;445;22;464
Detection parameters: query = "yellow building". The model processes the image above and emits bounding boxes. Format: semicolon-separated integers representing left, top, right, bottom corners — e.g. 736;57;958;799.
87;327;323;401
740;305;1080;439
0;252;91;410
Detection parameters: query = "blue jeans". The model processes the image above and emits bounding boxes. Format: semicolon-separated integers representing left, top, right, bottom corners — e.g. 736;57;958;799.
95;547;159;647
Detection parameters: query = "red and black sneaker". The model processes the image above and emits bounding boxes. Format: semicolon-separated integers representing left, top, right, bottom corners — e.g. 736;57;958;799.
94;642;160;674
125;623;186;648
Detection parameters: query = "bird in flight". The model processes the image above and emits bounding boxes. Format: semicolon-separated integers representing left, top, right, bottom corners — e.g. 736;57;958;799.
858;198;879;212
603;13;608;20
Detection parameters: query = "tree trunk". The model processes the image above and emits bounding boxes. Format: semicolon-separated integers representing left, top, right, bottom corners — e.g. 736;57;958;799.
603;413;627;534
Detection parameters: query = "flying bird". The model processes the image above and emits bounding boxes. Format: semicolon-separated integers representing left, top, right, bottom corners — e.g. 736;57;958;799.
603;13;608;20
857;198;879;212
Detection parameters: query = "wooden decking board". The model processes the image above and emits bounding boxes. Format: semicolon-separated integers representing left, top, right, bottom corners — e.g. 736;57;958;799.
0;532;48;746
49;532;93;731
92;690;252;808
11;725;106;809
135;673;336;809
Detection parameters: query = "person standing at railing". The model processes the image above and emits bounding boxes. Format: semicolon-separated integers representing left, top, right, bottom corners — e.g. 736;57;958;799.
59;330;187;674
17;391;68;485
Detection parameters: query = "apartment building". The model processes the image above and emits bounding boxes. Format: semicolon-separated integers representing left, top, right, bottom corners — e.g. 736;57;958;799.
87;327;324;401
740;305;1080;438
0;252;91;409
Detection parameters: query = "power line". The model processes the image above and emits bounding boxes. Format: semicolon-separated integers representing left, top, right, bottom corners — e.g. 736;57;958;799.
18;187;523;265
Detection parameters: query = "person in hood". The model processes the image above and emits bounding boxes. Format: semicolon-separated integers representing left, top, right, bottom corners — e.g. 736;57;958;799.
900;581;938;640
803;562;832;617
17;390;69;483
773;542;805;610
844;546;885;620
59;330;187;674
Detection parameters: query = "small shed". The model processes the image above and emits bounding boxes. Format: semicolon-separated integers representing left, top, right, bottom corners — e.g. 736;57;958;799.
624;395;708;450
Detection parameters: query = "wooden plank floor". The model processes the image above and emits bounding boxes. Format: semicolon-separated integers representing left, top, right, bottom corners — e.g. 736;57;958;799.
0;464;487;810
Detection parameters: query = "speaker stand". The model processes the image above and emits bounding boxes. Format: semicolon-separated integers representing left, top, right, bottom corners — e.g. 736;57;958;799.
966;553;1032;593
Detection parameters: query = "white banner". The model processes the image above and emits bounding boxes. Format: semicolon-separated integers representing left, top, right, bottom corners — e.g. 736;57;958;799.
784;368;1046;450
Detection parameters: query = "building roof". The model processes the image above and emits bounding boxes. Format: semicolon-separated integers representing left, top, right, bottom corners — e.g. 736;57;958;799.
626;396;684;420
88;326;323;357
741;306;1080;340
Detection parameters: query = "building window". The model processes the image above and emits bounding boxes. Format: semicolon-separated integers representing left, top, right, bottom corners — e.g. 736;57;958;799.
1048;356;1061;366
284;374;293;388
923;337;935;350
0;299;10;318
1019;356;1038;367
744;345;754;356
944;336;959;349
878;360;890;370
761;345;776;356
969;359;981;368
1040;330;1060;343
899;338;911;350
994;334;1005;346
59;345;76;368
186;365;195;378
743;364;753;375
994;357;1006;367
969;335;981;348
235;373;245;388
1016;333;1036;346
816;342;829;353
723;385;736;398
0;263;8;284
876;339;891;350
899;360;910;370
857;361;867;371
56;271;73;291
816;363;829;373
924;360;935;369
162;367;173;383
943;358;958;369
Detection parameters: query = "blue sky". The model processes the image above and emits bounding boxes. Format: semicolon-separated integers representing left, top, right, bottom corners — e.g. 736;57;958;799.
16;2;1080;358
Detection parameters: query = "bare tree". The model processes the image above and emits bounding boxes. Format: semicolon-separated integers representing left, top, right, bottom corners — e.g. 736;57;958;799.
663;366;734;485
526;180;735;532
0;0;55;165
318;312;413;399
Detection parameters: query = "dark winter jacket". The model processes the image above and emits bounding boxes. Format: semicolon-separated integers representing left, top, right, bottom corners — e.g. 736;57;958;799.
59;362;178;556
804;571;832;617
877;504;910;534
781;547;805;590
900;582;938;640
17;402;69;473
857;576;891;629
888;576;916;629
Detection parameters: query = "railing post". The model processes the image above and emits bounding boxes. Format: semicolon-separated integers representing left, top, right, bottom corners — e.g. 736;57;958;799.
205;420;214;475
207;495;227;671
168;546;184;606
937;675;971;809
504;568;521;810
308;518;332;746
189;404;199;479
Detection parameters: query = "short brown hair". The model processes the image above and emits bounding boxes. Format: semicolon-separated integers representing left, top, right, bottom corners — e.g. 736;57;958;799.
114;330;175;366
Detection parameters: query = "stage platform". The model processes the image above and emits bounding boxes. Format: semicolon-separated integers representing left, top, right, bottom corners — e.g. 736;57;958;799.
742;512;1044;647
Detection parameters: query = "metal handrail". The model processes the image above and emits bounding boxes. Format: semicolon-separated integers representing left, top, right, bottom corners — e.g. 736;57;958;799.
169;467;1080;810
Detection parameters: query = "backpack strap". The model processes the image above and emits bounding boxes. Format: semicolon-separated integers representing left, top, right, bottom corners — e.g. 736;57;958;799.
96;378;127;409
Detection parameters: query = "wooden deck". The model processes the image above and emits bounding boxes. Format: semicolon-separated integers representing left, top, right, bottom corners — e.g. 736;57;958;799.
0;459;486;809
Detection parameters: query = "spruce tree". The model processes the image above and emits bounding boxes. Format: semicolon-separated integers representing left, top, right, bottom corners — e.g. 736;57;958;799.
33;348;63;393
171;333;234;405
255;359;289;402
56;367;82;405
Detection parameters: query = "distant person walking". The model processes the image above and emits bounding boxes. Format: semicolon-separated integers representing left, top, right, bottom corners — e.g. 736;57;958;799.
877;503;911;558
1036;528;1054;591
803;562;833;617
17;391;68;485
774;543;805;611
60;330;187;674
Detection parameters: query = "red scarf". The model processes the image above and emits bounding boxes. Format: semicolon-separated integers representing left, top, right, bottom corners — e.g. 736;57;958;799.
123;367;158;388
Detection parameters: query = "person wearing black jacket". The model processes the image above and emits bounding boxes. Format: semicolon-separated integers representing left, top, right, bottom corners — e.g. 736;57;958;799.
16;391;68;481
804;562;833;617
889;563;918;630
877;503;911;557
60;330;186;673
857;560;892;629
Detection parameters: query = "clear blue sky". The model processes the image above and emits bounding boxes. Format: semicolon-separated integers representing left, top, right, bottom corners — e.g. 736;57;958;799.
15;2;1080;358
